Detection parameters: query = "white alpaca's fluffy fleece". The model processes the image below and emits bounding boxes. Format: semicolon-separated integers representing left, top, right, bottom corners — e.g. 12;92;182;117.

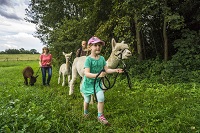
69;38;132;99
58;52;72;86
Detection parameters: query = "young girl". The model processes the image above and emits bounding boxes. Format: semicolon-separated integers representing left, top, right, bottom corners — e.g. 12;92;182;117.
81;36;124;125
39;47;52;86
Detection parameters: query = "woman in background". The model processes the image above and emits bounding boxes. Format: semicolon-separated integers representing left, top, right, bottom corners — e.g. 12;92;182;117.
39;47;52;86
76;41;88;57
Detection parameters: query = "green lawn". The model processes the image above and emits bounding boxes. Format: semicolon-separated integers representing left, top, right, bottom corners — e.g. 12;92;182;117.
0;61;199;133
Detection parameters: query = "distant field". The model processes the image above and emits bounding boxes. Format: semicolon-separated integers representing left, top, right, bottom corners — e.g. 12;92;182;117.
0;54;40;61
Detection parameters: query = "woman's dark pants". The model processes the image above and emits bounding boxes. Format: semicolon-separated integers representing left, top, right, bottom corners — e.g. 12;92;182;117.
41;67;52;85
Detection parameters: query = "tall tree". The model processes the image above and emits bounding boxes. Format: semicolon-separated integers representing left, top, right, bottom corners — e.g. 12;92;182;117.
159;0;185;61
124;0;158;61
25;0;199;63
163;0;168;61
25;0;83;44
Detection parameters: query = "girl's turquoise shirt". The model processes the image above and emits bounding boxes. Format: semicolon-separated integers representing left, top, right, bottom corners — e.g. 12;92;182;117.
81;56;106;96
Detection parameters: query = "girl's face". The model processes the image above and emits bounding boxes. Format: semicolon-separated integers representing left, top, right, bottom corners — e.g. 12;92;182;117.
90;43;102;55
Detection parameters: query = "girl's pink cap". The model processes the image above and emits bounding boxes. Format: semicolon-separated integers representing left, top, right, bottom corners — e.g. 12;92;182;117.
88;36;105;46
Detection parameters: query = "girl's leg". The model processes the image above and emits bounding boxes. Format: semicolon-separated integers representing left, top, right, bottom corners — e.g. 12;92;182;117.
96;91;105;116
84;102;89;115
83;94;91;115
47;67;52;85
41;67;46;85
96;91;108;124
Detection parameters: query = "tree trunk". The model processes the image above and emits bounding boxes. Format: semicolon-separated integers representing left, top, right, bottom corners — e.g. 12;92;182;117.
134;13;143;61
163;0;168;61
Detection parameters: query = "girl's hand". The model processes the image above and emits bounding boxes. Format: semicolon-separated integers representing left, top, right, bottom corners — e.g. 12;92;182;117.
116;69;124;73
99;72;106;77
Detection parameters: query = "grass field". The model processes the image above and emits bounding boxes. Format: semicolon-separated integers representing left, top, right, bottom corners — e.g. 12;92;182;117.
0;54;39;61
0;59;200;132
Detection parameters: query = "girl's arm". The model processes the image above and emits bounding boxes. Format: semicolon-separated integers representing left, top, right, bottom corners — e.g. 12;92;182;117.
84;68;99;78
84;67;107;78
104;66;123;74
84;66;123;78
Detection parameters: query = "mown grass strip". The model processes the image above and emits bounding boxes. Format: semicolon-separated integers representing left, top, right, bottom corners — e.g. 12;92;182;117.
0;54;39;61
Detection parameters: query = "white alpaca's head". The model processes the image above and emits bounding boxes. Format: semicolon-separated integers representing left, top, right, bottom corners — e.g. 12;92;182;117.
111;38;132;60
63;52;72;61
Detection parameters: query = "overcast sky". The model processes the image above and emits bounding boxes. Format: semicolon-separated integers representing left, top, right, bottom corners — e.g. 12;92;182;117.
0;0;43;53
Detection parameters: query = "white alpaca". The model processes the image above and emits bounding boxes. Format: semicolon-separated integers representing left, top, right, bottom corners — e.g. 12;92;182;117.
69;38;132;95
58;52;72;86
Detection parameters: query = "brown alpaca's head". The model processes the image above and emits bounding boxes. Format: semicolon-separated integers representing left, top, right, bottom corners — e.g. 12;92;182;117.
111;38;132;60
30;75;38;86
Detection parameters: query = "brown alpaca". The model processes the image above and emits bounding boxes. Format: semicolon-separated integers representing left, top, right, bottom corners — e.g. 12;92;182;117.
22;66;38;86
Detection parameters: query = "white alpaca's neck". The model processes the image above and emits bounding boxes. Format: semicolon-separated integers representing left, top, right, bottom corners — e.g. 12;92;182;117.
106;53;120;69
65;59;70;69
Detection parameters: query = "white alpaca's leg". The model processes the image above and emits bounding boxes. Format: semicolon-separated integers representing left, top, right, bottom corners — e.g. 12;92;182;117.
58;71;61;84
62;73;65;86
68;75;71;86
79;76;84;97
90;95;94;104
79;78;83;90
69;66;78;95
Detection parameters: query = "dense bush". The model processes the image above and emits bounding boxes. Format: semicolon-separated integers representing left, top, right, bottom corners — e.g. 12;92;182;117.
128;58;200;84
172;29;200;71
127;30;200;84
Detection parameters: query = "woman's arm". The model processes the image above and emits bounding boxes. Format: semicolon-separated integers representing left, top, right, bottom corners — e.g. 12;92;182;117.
76;48;81;57
39;55;42;67
49;54;52;65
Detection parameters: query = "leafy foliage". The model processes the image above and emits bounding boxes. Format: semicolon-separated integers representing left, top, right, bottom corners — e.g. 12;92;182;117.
172;29;200;70
25;0;200;64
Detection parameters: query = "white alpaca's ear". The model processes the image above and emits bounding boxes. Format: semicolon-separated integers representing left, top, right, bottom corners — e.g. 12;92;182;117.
63;52;66;55
112;38;116;50
70;52;72;56
121;41;125;44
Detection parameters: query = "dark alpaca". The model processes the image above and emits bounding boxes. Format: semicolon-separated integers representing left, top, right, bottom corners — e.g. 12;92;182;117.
22;66;38;86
